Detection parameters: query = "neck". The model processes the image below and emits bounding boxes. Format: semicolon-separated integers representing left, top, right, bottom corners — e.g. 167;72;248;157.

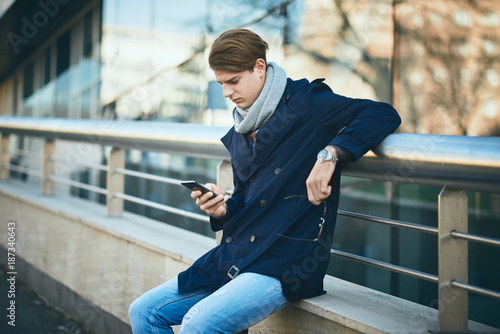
232;61;288;133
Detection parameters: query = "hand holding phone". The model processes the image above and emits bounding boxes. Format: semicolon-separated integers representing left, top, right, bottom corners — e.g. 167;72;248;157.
181;180;228;218
181;180;220;199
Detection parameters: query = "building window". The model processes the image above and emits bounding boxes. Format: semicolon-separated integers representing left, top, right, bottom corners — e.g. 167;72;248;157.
23;61;34;99
44;47;51;86
56;31;70;76
83;11;93;59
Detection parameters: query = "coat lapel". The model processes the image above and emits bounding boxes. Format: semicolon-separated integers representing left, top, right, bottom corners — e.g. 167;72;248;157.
248;102;299;177
221;128;253;182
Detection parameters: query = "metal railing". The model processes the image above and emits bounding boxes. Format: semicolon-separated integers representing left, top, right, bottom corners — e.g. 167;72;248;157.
1;116;500;333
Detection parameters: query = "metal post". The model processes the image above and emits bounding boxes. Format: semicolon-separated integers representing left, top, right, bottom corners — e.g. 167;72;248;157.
42;139;55;194
0;134;10;180
216;160;233;245
388;181;400;297
437;186;468;333
107;147;124;217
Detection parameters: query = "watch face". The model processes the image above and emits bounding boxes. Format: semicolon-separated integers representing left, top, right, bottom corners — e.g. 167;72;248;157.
318;150;328;160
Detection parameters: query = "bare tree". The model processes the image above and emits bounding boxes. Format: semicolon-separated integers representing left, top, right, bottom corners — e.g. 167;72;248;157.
395;1;500;135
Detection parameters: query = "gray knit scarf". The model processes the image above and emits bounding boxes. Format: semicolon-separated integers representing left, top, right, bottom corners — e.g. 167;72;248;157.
233;62;288;134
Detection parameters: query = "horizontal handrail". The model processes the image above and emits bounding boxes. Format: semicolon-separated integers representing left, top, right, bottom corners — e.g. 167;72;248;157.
10;148;43;160
330;248;438;283
450;230;500;248
114;192;209;222
4;163;42;178
48;155;109;172
450;280;500;300
48;175;108;195
331;249;500;300
1;117;499;194
337;210;438;235
114;168;182;186
0;117;229;160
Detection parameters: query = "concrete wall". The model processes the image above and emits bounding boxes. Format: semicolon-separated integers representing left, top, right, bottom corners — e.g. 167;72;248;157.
1;180;497;334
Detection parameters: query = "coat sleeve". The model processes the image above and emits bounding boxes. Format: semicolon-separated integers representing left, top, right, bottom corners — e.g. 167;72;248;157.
310;82;401;161
209;161;246;231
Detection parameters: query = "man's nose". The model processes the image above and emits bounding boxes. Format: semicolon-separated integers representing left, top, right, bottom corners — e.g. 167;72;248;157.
222;85;233;98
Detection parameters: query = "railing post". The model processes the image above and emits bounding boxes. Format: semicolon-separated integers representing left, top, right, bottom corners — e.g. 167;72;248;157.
0;134;10;180
437;186;468;333
107;147;124;217
216;160;233;245
42;139;55;194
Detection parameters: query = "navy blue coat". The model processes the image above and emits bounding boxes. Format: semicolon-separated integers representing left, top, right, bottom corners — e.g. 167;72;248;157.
178;78;401;302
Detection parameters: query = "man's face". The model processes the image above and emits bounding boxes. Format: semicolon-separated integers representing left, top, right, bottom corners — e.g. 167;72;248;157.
213;59;266;109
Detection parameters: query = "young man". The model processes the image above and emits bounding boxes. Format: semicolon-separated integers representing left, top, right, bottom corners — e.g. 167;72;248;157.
129;28;401;333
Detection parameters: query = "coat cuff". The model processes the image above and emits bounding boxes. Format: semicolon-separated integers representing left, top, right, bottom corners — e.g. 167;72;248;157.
327;144;355;163
328;135;371;162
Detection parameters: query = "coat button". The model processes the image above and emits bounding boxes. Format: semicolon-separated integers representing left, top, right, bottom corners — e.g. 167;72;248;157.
274;168;281;175
250;235;256;242
225;236;232;243
249;176;255;183
260;200;267;207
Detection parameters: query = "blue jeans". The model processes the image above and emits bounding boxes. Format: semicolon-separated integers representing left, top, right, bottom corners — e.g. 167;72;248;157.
129;273;290;334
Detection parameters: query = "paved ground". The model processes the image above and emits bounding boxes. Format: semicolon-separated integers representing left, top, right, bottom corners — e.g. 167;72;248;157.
0;266;91;334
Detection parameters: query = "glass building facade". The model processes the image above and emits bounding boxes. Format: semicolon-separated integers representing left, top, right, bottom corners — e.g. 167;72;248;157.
0;0;499;328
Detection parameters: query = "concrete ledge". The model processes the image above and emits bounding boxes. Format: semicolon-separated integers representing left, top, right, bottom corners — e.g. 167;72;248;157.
0;180;498;334
0;247;132;334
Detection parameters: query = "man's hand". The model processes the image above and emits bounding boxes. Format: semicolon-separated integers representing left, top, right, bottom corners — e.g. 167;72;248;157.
306;146;337;205
191;183;229;218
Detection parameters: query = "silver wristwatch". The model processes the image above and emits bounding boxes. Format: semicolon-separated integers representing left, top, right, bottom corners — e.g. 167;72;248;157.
317;149;338;164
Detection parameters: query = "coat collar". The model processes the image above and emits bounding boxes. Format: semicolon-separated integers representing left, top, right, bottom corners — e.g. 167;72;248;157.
221;78;310;182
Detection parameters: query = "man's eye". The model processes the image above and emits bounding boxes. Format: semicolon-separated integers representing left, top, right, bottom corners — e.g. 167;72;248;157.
229;80;238;84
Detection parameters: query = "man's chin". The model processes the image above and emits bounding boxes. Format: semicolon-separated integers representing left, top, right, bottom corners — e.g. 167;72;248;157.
235;102;250;109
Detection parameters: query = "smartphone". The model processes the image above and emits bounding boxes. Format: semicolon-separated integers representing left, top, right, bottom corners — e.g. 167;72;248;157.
181;180;220;199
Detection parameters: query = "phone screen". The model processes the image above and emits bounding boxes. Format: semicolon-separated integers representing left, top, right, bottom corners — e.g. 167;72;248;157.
181;181;219;199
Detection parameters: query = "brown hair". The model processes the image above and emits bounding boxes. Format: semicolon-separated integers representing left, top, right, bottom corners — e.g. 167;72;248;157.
209;29;268;72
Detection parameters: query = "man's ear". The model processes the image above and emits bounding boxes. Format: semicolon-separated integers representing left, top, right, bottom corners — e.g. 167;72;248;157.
255;58;267;77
